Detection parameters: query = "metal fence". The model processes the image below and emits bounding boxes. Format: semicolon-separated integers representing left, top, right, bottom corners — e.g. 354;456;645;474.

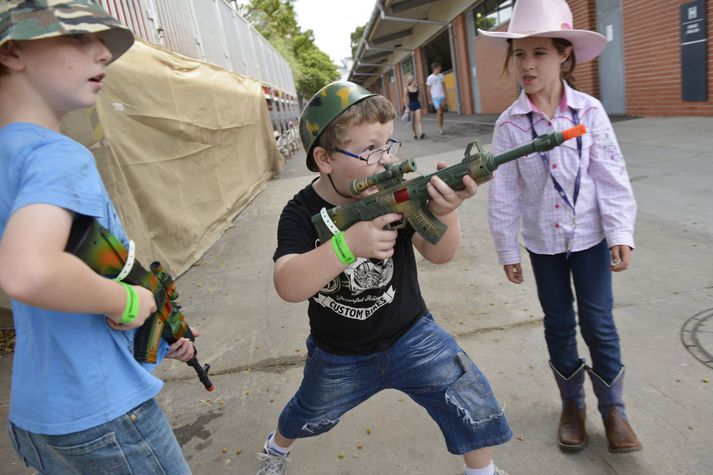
97;0;301;137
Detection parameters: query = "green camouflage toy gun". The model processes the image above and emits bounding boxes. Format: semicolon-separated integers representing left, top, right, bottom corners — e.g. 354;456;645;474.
65;215;215;391
312;124;586;245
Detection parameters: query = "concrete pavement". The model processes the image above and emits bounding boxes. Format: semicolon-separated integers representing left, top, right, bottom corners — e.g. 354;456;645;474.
1;112;712;474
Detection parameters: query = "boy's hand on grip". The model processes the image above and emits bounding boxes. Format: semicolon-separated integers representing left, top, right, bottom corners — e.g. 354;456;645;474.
106;285;157;331
426;161;478;217
166;329;199;361
345;213;401;260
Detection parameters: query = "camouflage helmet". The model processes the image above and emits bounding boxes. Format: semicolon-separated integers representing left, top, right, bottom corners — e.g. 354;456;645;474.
0;1;134;63
300;81;376;172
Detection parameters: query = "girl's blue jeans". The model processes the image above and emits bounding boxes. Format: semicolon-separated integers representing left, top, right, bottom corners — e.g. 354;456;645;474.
6;398;190;475
528;239;623;383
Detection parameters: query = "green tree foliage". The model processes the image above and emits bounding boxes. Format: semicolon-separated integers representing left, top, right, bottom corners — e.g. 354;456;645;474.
239;0;339;99
475;12;497;32
297;47;341;100
239;0;299;43
350;24;365;58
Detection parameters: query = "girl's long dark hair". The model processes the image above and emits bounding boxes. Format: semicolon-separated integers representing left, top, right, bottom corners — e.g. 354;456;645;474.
501;37;579;90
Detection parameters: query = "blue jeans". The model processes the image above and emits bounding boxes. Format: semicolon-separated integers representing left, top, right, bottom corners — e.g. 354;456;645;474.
6;398;190;475
277;313;512;454
528;240;622;383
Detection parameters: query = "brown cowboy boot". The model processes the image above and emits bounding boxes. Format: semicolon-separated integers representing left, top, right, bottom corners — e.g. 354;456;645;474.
550;361;587;450
603;406;642;453
558;400;588;449
588;366;642;453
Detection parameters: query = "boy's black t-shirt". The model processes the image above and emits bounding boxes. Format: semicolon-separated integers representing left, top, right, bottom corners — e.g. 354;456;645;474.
273;183;428;355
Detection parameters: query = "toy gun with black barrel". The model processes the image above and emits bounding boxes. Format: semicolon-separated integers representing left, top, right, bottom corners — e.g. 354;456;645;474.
312;125;586;245
65;215;215;391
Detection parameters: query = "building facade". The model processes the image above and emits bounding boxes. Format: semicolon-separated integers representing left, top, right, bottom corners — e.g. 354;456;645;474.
349;0;712;117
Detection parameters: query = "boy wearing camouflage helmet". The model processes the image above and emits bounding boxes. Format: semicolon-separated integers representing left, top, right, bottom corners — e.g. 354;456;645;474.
0;2;192;473
257;81;511;475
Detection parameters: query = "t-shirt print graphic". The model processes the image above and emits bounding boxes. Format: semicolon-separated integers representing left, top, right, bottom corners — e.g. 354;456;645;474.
313;257;395;321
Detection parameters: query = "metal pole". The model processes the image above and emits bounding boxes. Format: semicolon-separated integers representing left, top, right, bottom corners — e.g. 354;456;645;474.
448;23;461;114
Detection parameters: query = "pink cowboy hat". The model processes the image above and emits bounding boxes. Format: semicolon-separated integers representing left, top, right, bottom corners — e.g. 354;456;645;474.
478;0;606;63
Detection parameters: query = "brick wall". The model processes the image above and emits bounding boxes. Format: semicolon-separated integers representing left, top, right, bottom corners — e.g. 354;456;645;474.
624;0;713;116
569;0;600;96
414;47;430;113
454;14;475;114
474;34;519;114
370;80;383;96
383;72;399;108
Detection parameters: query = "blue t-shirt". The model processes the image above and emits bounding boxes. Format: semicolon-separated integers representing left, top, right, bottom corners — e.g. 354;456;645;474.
0;123;165;435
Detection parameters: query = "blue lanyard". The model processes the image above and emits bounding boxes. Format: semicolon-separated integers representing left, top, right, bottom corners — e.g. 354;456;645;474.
528;108;583;256
527;109;582;213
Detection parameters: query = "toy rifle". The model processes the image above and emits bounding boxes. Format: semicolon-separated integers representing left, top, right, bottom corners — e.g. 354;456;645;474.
65;215;215;391
312;125;586;245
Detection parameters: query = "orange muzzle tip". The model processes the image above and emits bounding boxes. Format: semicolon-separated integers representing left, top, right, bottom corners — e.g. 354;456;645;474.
562;124;587;141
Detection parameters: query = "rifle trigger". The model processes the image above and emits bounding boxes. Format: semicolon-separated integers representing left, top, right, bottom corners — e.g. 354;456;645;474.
384;218;406;230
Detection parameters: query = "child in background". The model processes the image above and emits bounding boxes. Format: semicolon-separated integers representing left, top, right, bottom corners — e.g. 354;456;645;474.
481;0;641;454
256;81;511;475
426;61;446;135
402;74;425;139
0;1;194;472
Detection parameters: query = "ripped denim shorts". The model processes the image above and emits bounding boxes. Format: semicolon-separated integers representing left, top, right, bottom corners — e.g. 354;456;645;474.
277;313;512;454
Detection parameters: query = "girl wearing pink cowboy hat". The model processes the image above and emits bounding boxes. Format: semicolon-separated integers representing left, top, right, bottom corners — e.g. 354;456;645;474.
482;0;642;454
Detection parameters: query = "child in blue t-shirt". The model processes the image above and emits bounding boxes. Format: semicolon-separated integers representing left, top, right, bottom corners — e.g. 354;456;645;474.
0;2;193;473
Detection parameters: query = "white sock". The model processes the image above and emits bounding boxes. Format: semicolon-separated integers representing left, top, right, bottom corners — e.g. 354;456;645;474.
464;461;495;475
265;432;291;456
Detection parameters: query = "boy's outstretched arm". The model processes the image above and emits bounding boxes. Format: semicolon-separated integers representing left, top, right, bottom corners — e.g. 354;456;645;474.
412;162;478;264
274;213;402;302
0;204;155;328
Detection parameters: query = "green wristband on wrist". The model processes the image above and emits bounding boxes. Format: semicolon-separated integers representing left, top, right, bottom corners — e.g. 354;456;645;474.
331;231;356;265
117;282;139;324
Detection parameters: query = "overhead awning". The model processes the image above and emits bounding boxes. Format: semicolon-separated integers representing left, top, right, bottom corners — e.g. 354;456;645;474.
349;0;475;88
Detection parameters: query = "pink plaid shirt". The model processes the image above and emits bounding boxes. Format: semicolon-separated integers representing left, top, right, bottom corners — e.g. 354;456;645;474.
487;82;637;265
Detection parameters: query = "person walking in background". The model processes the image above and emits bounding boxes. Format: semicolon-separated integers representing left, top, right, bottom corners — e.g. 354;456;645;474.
403;74;425;140
426;61;446;135
481;0;642;454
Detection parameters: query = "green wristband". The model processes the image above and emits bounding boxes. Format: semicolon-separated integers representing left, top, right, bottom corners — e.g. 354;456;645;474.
331;232;356;265
118;282;139;324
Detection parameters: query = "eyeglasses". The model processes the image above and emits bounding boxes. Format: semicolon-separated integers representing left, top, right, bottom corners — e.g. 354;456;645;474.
335;139;401;165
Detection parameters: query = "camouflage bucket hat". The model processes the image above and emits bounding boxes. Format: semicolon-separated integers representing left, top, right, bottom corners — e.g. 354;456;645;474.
300;81;376;172
0;0;134;63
